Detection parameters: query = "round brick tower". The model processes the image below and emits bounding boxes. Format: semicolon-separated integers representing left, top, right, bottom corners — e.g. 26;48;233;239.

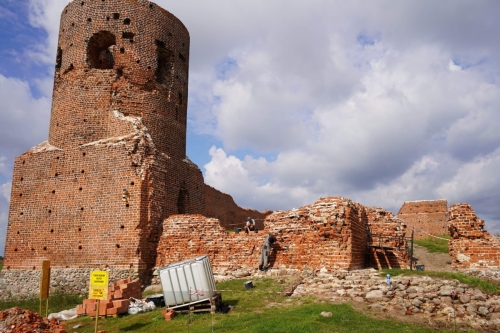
49;0;190;160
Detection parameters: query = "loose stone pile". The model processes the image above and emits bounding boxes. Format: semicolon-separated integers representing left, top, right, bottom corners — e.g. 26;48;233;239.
214;267;500;331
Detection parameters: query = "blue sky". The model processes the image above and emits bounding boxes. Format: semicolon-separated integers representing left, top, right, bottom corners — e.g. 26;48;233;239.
1;0;500;256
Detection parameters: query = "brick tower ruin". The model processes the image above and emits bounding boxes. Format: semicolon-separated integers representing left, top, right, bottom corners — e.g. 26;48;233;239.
2;0;266;298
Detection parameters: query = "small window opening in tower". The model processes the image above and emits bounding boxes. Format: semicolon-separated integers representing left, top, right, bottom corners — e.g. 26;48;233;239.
155;40;173;85
87;31;116;69
113;13;120;19
56;47;62;70
123;18;131;25
122;32;135;39
179;52;186;62
178;92;183;105
177;187;189;214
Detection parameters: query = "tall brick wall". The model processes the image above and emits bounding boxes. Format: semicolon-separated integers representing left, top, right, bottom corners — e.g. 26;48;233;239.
203;185;270;230
448;203;500;269
2;0;264;296
397;200;448;239
156;197;375;272
366;207;409;269
49;0;190;160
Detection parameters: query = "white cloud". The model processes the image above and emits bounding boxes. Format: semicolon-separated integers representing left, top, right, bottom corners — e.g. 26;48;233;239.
1;182;11;203
0;74;50;170
4;0;499;238
0;182;10;257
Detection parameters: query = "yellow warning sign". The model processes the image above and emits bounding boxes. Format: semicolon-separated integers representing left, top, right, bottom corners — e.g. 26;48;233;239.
89;270;108;300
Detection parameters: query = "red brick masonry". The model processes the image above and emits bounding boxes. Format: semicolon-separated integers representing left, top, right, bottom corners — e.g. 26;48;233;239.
3;0;266;287
156;197;410;271
397;200;448;239
448;203;500;269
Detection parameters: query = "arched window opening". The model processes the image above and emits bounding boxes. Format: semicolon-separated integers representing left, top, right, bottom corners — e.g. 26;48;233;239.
87;31;116;69
155;40;173;85
56;47;62;70
177;188;189;214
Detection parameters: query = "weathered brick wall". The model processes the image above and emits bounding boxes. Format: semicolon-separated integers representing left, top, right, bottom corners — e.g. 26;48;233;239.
203;185;270;230
4;138;146;272
366;207;409;269
49;0;190;160
156;197;368;271
397;200;448;239
448;203;500;269
3;0;263;298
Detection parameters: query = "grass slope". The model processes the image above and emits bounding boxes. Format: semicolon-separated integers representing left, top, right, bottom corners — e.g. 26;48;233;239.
63;278;454;333
414;235;450;253
0;277;472;332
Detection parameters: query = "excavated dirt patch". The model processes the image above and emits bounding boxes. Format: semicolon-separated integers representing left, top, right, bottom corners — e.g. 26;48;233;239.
412;244;453;272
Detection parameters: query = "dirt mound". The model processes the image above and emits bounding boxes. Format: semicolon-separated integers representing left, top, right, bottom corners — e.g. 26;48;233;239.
0;307;65;333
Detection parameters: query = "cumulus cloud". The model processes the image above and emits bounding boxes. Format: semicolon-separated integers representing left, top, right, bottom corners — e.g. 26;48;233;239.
0;75;50;169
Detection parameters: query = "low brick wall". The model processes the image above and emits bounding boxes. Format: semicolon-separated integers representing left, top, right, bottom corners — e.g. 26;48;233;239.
156;197;371;273
448;203;500;269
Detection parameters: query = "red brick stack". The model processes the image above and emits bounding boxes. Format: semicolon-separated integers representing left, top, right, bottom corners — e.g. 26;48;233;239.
76;278;142;317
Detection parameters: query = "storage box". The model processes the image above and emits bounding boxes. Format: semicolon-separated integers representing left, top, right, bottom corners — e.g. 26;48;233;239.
415;264;425;271
159;255;216;308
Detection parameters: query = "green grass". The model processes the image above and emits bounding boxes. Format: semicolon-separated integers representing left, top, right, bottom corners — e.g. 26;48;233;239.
0;258;3;271
0;293;85;314
0;277;469;332
61;278;457;333
381;269;500;294
414;235;450;253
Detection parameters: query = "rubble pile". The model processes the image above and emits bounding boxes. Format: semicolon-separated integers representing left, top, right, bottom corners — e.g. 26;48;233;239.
76;278;142;317
448;203;500;269
291;268;500;331
0;307;65;333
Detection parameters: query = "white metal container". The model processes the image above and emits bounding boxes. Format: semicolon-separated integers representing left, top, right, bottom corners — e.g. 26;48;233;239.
159;255;216;308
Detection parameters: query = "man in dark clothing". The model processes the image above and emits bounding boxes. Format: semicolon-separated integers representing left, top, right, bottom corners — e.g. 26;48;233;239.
259;234;277;271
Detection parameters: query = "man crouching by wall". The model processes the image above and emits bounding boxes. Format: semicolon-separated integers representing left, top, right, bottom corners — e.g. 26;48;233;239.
259;234;277;271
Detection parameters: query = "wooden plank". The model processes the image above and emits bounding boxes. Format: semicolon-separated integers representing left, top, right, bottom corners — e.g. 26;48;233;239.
40;260;51;299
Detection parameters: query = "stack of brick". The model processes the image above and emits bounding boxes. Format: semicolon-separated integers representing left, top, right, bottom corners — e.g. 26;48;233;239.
156;197;372;272
366;207;409;269
448;203;500;269
76;278;142;317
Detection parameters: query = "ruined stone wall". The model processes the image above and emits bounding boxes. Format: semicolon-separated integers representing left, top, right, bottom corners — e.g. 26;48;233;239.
203;185;270;230
448;203;500;269
366;207;409;269
397;200;448;239
156;197;368;271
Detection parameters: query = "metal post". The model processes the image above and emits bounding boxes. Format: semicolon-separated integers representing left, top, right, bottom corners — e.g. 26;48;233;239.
94;299;100;333
410;229;414;271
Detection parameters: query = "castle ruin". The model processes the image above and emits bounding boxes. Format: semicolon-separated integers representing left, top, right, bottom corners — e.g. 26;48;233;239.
2;0;500;300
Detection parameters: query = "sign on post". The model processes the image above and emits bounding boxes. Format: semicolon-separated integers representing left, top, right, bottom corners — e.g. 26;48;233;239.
89;270;109;300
